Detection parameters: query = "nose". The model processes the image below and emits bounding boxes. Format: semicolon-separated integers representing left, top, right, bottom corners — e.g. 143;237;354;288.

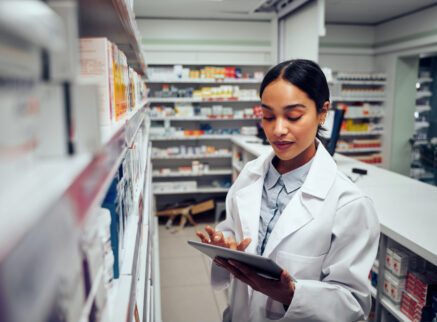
273;117;287;137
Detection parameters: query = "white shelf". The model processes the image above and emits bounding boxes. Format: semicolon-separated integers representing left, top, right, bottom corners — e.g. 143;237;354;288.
145;78;261;84
338;147;382;154
370;285;377;299
101;275;133;322
153;186;229;195
380;296;410;322
153;169;232;177
332;80;386;85
416;105;431;113
418;77;433;84
340;131;384;136
150;135;233;141
151;153;232;160
332;96;385;102
149;116;260;121
148;97;259;103
416;91;432;99
344;115;384;119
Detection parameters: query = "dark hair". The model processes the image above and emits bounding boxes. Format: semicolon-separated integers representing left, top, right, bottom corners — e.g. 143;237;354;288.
260;59;330;140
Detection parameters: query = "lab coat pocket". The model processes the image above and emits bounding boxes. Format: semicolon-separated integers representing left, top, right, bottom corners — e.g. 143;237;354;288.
276;251;325;280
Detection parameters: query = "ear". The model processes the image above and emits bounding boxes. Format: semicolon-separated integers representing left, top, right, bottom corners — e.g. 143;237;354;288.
319;101;329;123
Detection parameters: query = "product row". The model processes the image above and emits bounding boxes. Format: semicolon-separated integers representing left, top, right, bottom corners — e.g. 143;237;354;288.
151;85;258;100
336;72;387;82
337;139;382;151
333;88;385;99
146;65;265;81
349;153;382;164
151;146;231;158
342;120;385;133
148;104;262;119
370;243;437;321
154;160;215;175
149;125;258;138
80;37;148;125
338;103;384;118
152;179;231;193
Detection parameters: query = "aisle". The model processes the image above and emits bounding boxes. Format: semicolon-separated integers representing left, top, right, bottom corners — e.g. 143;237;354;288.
158;218;228;322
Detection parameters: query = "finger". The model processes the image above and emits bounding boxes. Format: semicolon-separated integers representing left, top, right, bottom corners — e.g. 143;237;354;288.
213;231;225;244
196;232;210;244
224;261;253;285
237;238;252;251
280;270;291;284
226;236;238;250
205;225;216;241
228;260;255;277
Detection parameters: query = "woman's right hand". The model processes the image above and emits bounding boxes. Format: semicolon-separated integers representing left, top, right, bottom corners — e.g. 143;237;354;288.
196;225;251;251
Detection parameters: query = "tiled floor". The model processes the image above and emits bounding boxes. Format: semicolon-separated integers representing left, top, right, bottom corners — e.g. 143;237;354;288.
158;218;228;322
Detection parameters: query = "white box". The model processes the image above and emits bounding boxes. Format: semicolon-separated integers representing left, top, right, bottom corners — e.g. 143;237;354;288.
79;38;115;126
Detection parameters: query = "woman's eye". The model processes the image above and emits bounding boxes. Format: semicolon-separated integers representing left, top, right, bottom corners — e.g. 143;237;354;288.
287;116;302;121
263;116;275;121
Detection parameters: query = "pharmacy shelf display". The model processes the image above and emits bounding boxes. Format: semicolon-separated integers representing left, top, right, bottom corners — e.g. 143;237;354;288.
410;63;435;185
147;64;268;214
329;72;386;166
0;1;158;322
231;136;437;322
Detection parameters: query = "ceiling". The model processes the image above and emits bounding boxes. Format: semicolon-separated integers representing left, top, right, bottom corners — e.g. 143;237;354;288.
134;0;437;25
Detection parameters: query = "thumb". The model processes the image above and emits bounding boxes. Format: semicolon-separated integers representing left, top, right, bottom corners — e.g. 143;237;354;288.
237;238;252;251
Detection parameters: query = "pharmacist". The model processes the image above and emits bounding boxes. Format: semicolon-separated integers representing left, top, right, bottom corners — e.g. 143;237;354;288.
197;59;380;322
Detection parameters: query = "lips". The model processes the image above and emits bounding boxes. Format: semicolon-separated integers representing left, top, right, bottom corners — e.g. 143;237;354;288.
273;141;294;150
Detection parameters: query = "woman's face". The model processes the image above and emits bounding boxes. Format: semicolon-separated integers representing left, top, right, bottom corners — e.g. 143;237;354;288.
261;78;328;171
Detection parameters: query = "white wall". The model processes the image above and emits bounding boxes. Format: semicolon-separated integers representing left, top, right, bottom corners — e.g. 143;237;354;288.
319;24;375;72
137;19;275;65
281;1;320;62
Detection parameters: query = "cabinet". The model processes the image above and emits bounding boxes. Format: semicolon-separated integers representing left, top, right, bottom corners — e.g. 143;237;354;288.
0;1;159;322
146;64;269;212
329;72;386;165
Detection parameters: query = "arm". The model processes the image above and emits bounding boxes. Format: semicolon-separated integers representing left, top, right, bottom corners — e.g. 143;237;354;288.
283;197;380;321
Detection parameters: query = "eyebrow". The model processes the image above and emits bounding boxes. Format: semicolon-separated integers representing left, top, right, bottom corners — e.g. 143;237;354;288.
261;103;306;111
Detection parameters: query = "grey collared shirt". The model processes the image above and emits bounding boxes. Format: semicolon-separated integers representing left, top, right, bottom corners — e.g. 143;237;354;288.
257;157;314;255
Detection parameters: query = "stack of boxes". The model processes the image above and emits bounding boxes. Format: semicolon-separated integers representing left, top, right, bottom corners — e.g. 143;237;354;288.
79;37;147;126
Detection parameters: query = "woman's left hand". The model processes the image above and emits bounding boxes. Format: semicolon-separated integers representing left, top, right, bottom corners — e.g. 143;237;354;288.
214;257;295;306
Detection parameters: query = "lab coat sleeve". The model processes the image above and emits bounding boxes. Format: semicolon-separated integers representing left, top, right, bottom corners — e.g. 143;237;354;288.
283;196;380;321
210;184;238;290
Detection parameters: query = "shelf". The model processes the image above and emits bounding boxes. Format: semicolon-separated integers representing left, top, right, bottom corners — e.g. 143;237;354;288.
101;275;133;322
331;80;386;85
416;91;432;99
370;285;377;299
148;97;260;103
338;148;382;154
153;187;229;195
151;135;233;141
149;116;261;121
340;131;384;137
153;169;232;177
232;161;244;172
78;0;146;74
331;97;385;102
344;115;384;119
416;105;431;113
380;296;410;322
418;77;433;84
145;78;261;84
151;153;232;160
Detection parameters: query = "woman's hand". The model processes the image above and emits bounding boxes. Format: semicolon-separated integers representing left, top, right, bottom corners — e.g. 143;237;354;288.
214;258;295;307
196;225;251;251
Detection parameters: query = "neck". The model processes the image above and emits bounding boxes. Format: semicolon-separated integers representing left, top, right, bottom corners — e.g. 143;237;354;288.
274;141;316;174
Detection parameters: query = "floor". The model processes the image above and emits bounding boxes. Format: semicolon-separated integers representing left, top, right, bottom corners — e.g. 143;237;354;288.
158;216;228;322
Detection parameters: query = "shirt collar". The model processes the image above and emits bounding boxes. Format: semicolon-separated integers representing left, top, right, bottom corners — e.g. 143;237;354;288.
265;156;314;194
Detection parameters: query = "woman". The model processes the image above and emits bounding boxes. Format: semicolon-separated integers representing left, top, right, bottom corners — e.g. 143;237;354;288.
197;59;380;321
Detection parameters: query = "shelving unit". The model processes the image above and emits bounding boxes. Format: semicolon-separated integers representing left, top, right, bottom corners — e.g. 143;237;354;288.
147;64;268;213
0;1;158;321
329;72;386;166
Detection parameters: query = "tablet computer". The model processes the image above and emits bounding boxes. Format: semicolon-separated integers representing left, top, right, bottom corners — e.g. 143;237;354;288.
187;240;290;281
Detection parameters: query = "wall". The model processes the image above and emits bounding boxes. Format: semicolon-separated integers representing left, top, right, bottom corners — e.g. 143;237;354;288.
281;0;320;62
319;24;375;72
137;18;276;65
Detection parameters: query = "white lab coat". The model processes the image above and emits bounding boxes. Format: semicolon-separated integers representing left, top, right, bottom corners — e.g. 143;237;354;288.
211;142;380;322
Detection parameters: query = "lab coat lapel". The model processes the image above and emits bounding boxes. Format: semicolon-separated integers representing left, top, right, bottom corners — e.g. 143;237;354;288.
262;142;337;258
235;177;263;255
